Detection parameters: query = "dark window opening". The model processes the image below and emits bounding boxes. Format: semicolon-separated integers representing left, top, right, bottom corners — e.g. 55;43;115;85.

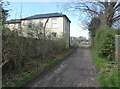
52;32;57;37
28;22;32;29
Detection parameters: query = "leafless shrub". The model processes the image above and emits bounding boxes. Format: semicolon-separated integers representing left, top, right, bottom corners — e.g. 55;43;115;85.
2;26;66;81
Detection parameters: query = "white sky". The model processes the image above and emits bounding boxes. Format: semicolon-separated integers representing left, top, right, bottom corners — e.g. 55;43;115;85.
70;23;89;39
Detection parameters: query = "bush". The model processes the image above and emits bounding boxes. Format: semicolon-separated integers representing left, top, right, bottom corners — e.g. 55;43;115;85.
2;28;67;86
117;29;120;35
95;27;118;61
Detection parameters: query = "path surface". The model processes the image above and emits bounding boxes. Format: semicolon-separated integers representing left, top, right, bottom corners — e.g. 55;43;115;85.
25;45;99;88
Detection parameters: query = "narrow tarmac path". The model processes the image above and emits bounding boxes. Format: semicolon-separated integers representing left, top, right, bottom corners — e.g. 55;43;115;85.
25;45;99;88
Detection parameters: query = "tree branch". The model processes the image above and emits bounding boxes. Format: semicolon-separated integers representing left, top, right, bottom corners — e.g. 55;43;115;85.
113;15;120;22
85;5;100;15
114;1;120;9
44;18;49;37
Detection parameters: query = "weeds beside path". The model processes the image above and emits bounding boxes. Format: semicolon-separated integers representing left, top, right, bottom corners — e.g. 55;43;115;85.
90;46;119;87
3;47;76;87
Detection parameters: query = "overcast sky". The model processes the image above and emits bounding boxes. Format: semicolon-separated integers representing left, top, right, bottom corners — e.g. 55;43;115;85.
6;2;89;39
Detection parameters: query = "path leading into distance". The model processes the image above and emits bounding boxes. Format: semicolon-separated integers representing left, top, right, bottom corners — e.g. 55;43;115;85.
25;45;99;88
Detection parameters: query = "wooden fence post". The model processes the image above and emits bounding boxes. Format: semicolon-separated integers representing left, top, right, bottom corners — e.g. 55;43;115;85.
0;11;2;88
115;35;120;69
115;35;120;89
0;24;2;88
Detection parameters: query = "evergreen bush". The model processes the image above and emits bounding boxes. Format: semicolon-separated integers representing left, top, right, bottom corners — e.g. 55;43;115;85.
95;27;118;61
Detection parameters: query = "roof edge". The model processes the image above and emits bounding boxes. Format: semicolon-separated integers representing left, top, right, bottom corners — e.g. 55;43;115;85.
21;14;71;22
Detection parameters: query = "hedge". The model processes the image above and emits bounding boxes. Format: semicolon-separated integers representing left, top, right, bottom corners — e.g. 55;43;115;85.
95;27;119;61
2;28;66;86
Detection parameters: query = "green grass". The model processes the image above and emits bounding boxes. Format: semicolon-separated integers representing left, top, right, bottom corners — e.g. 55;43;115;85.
90;46;107;71
3;48;75;87
90;46;119;88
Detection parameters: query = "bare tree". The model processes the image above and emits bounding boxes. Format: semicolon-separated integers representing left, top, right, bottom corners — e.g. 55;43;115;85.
43;18;49;37
66;0;120;27
26;18;49;39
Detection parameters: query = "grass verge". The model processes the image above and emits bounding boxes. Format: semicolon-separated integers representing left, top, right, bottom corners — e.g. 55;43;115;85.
3;47;76;88
90;46;119;88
